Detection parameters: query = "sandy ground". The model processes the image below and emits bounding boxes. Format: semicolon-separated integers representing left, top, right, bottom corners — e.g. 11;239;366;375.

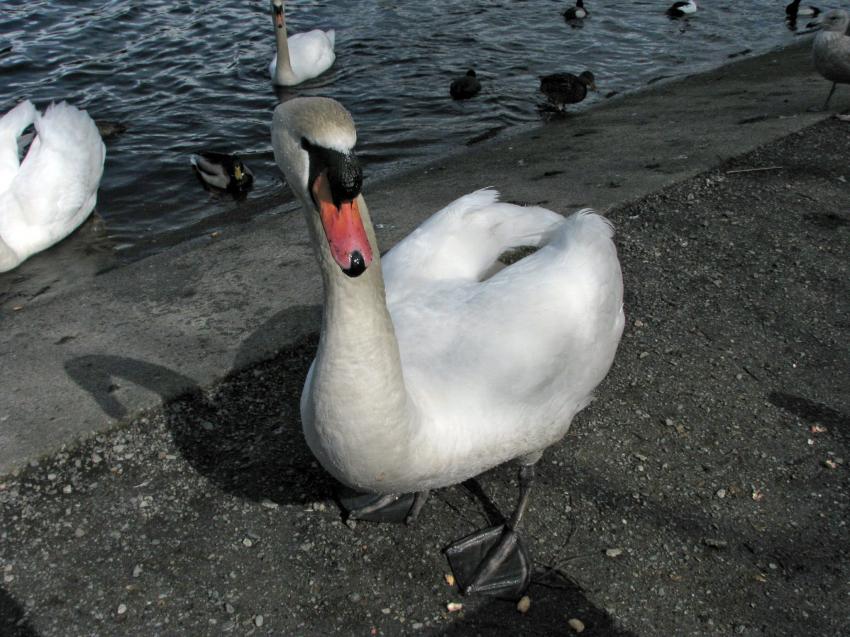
1;103;848;635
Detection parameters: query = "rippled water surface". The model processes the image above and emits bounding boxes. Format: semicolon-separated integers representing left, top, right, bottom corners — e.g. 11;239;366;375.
1;0;799;268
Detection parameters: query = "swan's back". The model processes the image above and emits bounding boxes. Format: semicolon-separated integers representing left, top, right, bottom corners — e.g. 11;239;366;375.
383;197;624;483
287;29;336;78
0;101;105;270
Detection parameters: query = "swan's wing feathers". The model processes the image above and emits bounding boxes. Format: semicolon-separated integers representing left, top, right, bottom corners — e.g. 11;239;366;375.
14;102;105;228
287;29;336;78
394;209;623;418
383;189;563;292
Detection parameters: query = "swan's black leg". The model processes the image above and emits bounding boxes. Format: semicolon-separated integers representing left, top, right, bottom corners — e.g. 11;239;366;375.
823;82;837;110
444;463;536;599
340;491;429;525
406;489;431;525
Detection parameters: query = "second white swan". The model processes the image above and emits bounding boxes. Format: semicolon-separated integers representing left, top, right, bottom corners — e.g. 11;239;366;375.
268;0;335;86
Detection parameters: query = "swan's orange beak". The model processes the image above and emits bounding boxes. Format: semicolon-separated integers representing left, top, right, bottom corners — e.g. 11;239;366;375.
312;172;372;277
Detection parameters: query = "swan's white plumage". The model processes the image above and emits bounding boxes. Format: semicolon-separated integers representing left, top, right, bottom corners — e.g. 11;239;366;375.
269;28;336;86
379;194;624;489
0;101;105;272
273;97;624;496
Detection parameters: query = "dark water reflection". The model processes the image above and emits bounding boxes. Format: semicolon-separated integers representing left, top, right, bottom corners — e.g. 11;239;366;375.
0;0;796;276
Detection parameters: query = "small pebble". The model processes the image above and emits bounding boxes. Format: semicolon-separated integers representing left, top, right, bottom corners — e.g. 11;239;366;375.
224;603;235;614
412;622;423;630
715;488;726;499
132;564;143;578
702;538;728;549
447;602;463;612
117;603;127;615
444;573;455;587
62;484;73;494
254;614;264;627
381;608;391;615
516;595;531;614
242;538;253;548
568;617;585;633
605;548;623;558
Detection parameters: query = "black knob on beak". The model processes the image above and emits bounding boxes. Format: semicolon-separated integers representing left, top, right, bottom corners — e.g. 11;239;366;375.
343;250;367;278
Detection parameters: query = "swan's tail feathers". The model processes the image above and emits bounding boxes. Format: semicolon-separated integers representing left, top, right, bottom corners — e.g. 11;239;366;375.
325;29;336;47
0;100;37;140
36;102;103;157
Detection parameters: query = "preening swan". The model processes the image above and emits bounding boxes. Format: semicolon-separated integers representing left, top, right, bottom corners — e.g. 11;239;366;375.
272;97;624;597
812;9;850;110
0;100;105;273
268;0;335;86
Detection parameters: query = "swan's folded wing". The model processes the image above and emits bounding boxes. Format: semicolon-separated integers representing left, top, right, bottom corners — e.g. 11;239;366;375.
287;29;336;78
382;188;564;296
393;210;624;439
13;102;105;229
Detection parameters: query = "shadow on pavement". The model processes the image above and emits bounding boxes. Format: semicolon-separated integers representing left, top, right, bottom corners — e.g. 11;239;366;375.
0;588;38;637
436;570;637;637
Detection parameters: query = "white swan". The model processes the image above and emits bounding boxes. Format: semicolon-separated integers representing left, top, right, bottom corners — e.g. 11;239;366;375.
268;0;335;86
271;97;624;597
0;100;105;272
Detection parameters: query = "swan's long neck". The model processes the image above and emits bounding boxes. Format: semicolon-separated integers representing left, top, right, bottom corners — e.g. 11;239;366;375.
303;196;416;490
273;6;296;84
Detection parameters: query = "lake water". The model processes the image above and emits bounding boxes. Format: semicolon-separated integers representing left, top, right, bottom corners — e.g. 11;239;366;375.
1;0;802;283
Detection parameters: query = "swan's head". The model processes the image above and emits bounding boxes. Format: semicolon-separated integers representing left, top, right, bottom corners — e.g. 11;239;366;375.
813;9;850;33
272;97;372;278
270;0;285;29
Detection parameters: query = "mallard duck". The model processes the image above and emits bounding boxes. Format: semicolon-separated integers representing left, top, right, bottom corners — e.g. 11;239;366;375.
812;9;850;110
666;0;697;18
449;70;482;100
190;151;254;193
539;70;597;110
271;97;624;598
0;100;105;272
563;0;589;21
268;0;335;86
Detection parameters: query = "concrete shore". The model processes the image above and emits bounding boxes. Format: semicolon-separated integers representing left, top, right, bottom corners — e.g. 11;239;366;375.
1;40;849;636
0;40;838;474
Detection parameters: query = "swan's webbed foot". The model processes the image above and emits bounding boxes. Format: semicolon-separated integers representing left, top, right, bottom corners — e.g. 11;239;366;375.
443;462;538;598
340;490;430;525
444;525;531;598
